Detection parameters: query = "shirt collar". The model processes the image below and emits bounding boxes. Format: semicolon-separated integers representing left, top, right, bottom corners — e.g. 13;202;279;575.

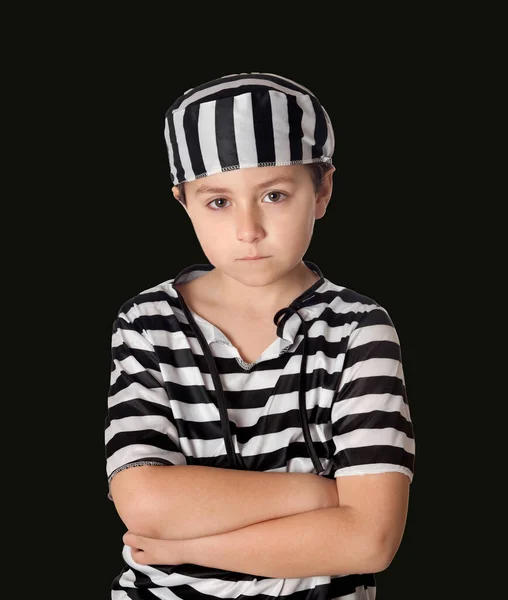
172;261;326;345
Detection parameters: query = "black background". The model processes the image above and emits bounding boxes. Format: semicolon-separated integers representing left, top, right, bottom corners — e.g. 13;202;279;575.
38;11;472;599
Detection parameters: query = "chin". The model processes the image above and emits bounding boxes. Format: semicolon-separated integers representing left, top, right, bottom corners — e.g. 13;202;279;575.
238;268;290;288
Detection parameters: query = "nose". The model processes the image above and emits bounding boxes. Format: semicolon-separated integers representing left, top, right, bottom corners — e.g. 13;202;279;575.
235;205;266;242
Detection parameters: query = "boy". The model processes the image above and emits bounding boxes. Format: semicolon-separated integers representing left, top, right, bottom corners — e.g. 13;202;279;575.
105;72;415;599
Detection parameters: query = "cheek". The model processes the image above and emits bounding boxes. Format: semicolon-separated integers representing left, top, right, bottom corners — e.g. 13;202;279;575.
274;211;313;241
194;222;227;253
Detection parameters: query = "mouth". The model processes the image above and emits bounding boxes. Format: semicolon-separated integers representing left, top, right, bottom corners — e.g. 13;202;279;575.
238;256;270;261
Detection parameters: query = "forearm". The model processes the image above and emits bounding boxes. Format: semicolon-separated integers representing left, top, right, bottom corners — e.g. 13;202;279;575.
182;505;384;578
117;465;339;540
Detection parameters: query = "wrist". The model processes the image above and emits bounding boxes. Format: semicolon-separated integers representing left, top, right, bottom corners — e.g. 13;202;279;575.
181;535;208;565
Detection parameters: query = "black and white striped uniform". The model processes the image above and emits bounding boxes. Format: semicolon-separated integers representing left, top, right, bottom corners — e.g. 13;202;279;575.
105;261;415;599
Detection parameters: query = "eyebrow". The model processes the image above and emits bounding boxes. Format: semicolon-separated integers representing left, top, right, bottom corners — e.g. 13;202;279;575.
194;176;297;196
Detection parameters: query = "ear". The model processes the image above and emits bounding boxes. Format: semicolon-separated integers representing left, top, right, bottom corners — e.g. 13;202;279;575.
172;185;181;202
315;166;335;220
172;186;189;214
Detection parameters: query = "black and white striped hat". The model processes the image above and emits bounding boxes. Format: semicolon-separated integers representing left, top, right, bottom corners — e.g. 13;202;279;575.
164;72;335;185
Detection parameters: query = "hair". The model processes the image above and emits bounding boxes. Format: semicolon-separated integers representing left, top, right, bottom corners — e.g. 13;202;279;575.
175;162;334;207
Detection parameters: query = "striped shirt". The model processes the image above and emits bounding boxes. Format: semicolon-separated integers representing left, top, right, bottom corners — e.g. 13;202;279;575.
105;260;415;599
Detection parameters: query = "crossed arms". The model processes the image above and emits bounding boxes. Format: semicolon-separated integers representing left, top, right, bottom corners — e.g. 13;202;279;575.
110;465;409;578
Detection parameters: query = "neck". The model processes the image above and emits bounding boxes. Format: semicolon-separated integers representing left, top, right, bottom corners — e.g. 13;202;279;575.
208;262;320;319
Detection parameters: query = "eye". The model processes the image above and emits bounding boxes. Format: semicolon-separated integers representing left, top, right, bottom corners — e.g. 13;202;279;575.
207;197;231;210
206;191;287;211
263;191;287;203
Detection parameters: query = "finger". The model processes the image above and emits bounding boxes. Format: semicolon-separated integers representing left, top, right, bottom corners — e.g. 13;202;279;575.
123;532;141;546
133;549;148;564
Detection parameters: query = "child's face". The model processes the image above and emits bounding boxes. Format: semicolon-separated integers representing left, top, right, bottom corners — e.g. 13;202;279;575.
174;164;332;286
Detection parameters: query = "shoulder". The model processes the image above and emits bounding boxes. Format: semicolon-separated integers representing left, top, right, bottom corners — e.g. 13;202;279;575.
315;279;399;348
320;278;386;318
115;277;180;326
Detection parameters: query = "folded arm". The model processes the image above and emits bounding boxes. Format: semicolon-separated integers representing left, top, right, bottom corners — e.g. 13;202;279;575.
124;471;410;578
110;464;339;539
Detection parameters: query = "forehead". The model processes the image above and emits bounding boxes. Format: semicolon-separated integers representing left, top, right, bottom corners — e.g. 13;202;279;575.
185;164;311;195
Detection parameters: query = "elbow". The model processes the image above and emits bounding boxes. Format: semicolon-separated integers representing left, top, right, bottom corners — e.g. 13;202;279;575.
340;522;399;574
121;501;161;538
121;490;170;538
110;489;152;537
110;470;165;538
367;532;402;573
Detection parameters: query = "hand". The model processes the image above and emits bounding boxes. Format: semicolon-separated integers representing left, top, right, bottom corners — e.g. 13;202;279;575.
123;531;188;565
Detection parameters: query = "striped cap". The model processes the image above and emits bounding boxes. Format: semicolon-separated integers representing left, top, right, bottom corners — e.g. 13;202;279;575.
164;72;335;185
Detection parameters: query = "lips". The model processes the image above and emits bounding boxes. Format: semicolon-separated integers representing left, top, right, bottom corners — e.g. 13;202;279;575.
239;256;269;261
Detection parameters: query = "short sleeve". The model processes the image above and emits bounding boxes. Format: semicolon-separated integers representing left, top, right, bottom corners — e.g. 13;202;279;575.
330;305;415;482
104;303;187;499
